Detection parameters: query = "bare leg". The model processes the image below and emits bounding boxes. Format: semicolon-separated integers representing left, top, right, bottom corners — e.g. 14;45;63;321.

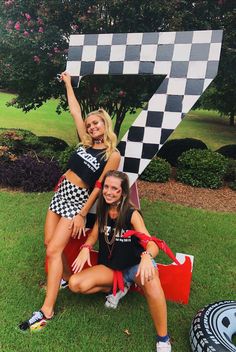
69;265;113;294
44;210;71;281
135;271;167;337
41;217;73;317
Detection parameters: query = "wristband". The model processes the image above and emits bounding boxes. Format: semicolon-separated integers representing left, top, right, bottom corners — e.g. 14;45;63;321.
95;180;102;189
141;251;153;259
80;244;93;251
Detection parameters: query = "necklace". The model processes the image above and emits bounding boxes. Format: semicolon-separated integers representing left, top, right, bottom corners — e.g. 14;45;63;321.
93;137;104;144
104;214;117;259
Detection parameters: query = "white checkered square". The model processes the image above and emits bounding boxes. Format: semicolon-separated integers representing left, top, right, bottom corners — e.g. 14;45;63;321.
110;45;126;61
127;33;143;45
153;61;172;75
143;127;161;143
172;44;192;61
167;78;187;95
187;61;208;78
82;46;97;61
125;142;143;159
123;61;140;74
140;45;157;61
94;61;109;74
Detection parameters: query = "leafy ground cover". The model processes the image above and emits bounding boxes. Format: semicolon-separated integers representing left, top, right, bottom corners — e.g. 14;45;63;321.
0;191;235;352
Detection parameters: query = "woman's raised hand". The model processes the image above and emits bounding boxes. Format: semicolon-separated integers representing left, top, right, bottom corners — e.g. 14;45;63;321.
71;248;91;273
60;71;71;86
69;214;86;239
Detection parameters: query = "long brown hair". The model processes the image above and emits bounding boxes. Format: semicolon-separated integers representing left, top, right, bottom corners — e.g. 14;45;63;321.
96;170;134;235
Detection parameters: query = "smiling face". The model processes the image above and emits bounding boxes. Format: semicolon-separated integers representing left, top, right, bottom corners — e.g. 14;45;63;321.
103;176;122;205
85;114;105;140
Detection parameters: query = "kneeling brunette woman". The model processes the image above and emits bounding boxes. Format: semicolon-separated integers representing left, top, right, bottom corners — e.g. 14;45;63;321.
69;170;171;352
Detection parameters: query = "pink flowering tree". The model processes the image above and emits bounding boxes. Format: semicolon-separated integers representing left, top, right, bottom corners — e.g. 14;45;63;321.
0;0;235;134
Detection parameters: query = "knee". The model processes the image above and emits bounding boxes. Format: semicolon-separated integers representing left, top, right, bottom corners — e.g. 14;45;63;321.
46;243;61;259
69;275;86;293
143;278;163;299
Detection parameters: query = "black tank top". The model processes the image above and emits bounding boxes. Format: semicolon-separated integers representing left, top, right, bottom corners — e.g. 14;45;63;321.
67;146;107;188
98;208;144;270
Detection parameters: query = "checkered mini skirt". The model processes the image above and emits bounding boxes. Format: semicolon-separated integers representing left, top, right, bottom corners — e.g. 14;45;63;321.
49;178;89;219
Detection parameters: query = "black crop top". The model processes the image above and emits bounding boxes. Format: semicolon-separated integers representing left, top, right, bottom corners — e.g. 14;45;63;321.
67;146;107;188
98;208;144;270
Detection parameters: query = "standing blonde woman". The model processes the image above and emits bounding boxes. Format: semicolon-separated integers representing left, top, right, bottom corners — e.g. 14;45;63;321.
19;72;120;331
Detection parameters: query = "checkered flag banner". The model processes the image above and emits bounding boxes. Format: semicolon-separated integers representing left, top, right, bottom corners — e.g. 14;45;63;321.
66;30;223;186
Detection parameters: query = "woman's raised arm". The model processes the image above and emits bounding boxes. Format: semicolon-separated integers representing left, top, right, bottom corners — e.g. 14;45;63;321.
61;72;87;141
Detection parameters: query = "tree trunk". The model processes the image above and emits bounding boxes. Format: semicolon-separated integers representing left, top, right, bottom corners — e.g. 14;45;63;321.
114;110;127;138
229;111;235;126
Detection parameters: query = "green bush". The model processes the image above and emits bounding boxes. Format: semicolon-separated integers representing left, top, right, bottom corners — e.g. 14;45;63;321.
38;136;69;151
177;149;228;189
0;128;41;154
157;138;208;166
229;181;236;191
140;157;171;183
216;144;236;160
224;159;236;182
58;145;76;172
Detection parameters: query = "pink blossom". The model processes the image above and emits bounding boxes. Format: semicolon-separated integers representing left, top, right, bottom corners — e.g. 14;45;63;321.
25;13;31;21
14;21;21;31
33;55;40;64
53;47;60;53
38;27;44;33
93;86;98;93
37;18;43;25
63;49;68;53
118;90;126;97
71;24;79;31
4;0;14;7
23;30;29;37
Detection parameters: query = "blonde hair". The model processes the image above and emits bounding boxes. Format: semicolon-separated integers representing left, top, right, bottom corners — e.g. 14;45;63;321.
81;108;117;160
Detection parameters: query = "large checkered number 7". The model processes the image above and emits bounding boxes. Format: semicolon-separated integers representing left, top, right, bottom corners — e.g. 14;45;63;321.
65;31;221;295
66;30;223;186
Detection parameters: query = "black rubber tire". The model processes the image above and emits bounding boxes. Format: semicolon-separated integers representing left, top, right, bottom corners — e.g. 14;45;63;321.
190;300;236;352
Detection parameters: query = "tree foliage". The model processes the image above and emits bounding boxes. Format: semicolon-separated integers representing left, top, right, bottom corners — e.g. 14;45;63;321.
0;0;235;135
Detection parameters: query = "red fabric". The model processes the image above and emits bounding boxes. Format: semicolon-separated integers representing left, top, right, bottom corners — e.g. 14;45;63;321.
122;230;181;265
95;180;102;189
54;175;66;192
113;271;124;296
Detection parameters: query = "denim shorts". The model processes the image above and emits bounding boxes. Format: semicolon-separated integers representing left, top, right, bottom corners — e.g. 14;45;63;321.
123;259;157;285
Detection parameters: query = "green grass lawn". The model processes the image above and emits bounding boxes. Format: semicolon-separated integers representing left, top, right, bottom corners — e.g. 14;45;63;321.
1;92;235;149
0;191;235;352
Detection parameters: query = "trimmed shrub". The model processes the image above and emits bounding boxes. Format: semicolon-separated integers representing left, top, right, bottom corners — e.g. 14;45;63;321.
0;155;62;192
140;157;171;183
177;149;228;189
224;159;236;182
158;138;208;166
229;181;236;191
0;128;41;154
38;136;69;151
216;144;236;160
58;145;76;172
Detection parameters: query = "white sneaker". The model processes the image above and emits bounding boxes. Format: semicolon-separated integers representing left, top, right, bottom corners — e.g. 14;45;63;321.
156;340;171;352
105;284;130;309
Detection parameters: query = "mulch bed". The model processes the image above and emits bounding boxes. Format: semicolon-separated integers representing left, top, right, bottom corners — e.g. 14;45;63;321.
137;179;236;213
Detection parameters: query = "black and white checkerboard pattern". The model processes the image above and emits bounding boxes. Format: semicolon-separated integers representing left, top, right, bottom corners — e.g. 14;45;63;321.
66;30;223;187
